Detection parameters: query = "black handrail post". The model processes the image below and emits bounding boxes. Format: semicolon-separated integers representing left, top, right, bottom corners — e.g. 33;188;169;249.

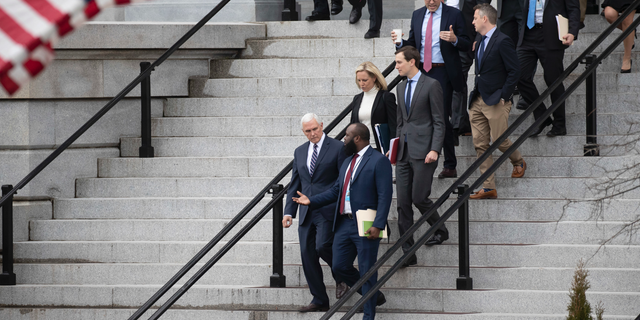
282;0;299;21
1;185;16;286
270;184;286;287
581;54;599;156
454;184;472;290
139;62;155;158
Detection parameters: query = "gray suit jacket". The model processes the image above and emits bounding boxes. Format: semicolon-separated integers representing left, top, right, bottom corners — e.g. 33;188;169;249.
395;73;446;161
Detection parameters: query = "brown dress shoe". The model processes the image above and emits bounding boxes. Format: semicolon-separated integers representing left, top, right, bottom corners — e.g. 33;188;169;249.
511;160;526;178
438;168;457;179
336;281;349;299
469;188;497;199
298;303;330;312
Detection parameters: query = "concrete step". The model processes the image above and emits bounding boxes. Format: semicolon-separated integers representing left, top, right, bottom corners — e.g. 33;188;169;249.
13;263;640;293
164;91;639;118
74;176;639;199
97;156;293;178
238;35;640;64
52;197;640;222
190;76;361;98
147;112;640;138
0;285;637;315
119;135;638;158
75;177;279;198
96;155;640;179
210;57;398;79
164;96;354;117
28;219;640;245
13;241;640;268
260;15;630;39
210;55;640;81
7;308;630;320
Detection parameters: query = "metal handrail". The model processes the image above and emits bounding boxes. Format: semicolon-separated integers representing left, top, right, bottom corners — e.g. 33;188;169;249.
322;3;640;318
128;61;400;318
0;0;232;209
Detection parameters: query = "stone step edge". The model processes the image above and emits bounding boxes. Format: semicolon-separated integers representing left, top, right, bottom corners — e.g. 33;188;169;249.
10;241;640;248
14;263;640;272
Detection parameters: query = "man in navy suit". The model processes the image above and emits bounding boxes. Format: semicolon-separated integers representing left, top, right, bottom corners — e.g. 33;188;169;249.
468;3;526;200
283;113;347;312
294;123;392;320
391;0;470;179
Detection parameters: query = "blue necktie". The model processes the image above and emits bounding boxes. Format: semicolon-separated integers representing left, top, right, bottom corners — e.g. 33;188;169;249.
527;0;536;29
477;36;487;68
405;80;413;116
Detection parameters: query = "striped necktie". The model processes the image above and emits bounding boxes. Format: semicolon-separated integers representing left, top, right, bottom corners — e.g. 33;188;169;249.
309;143;318;176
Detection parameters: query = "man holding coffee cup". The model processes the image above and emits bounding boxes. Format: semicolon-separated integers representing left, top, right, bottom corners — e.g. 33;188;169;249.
391;0;470;181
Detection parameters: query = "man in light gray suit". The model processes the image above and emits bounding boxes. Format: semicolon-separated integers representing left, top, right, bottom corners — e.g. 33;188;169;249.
394;46;449;268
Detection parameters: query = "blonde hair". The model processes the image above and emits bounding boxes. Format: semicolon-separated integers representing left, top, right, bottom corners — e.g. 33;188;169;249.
355;62;387;91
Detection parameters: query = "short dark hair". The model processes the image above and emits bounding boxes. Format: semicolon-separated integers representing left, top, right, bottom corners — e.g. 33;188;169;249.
473;3;497;25
395;46;420;65
350;123;370;141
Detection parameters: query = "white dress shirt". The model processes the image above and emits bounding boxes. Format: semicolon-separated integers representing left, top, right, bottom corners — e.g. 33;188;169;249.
446;0;460;9
342;145;370;214
397;4;458;64
307;133;326;175
535;0;545;24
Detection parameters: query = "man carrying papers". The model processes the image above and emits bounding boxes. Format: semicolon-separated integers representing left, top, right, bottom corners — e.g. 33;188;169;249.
294;123;392;320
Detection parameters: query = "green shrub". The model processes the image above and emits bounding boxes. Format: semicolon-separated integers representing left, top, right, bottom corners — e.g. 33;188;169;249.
567;260;603;320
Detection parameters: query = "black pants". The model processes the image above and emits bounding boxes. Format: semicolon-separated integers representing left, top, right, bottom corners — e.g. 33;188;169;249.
517;27;567;130
425;66;457;170
396;145;448;254
348;0;382;33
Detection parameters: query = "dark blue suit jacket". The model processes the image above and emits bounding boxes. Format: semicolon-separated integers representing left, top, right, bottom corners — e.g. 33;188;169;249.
401;4;470;92
309;147;393;232
470;30;521;106
285;136;346;225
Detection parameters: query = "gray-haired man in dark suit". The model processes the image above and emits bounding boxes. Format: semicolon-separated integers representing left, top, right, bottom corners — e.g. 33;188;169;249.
394;46;449;268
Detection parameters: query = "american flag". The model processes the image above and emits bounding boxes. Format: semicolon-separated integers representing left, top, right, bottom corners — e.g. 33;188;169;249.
0;0;146;96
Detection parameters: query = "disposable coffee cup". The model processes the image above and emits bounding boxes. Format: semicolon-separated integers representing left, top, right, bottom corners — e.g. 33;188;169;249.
393;29;402;44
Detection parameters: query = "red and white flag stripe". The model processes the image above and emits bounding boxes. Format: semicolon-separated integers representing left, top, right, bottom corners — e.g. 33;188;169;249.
0;0;147;95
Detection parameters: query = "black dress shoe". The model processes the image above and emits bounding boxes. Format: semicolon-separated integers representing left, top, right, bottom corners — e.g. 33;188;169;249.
529;119;552;137
425;233;449;246
376;292;386;306
364;30;380;39
516;98;529;110
546;126;567;137
400;254;417;268
298;303;330;312
349;7;362;24
331;0;343;15
305;14;330;21
336;281;349;299
438;168;457;179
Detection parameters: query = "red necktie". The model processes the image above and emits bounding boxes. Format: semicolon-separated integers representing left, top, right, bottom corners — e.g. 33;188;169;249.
423;11;433;73
339;154;359;214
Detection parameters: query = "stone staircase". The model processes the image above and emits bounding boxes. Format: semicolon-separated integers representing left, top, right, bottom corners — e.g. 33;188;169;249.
2;15;640;319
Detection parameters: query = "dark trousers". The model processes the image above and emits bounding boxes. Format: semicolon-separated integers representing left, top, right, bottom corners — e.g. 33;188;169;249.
349;0;383;33
425;66;457;169
451;50;473;131
312;0;331;16
517;27;566;130
497;0;522;46
299;211;337;306
332;215;381;320
396;145;448;255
